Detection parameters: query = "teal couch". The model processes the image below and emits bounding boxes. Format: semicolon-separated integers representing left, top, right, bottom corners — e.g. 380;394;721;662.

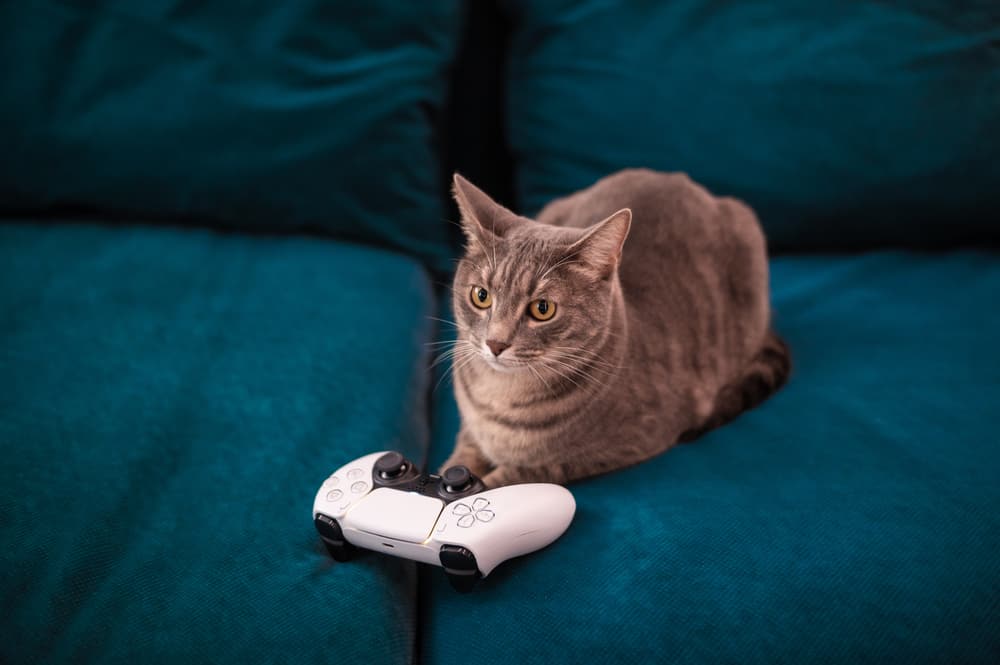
2;2;998;663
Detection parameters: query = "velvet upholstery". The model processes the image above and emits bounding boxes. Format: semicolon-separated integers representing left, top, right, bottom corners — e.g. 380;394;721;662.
500;0;1000;250
0;221;435;664
423;251;1000;663
0;1;463;269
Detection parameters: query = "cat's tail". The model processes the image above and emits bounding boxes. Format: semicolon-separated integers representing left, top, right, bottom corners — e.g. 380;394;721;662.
679;331;791;442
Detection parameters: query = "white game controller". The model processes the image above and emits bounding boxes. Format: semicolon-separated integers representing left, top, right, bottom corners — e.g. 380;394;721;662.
313;451;576;591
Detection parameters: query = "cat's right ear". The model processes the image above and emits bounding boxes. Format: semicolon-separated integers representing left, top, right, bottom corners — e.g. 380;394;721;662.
452;173;517;247
567;208;632;279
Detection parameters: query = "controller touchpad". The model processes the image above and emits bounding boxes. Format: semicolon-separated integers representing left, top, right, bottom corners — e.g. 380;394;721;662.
348;488;444;543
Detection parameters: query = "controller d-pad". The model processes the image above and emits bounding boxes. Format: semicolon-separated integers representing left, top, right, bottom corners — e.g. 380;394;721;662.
351;481;368;494
347;468;364;480
326;489;343;501
452;499;495;527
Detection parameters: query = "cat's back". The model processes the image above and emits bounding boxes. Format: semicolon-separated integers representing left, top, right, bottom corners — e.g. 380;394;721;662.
535;169;766;293
536;168;758;243
538;169;768;352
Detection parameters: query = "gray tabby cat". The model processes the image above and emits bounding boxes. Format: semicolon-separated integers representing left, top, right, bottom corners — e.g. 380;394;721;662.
440;169;790;487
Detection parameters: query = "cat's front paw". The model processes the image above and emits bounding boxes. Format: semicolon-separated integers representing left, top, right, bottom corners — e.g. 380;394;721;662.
438;454;491;479
481;464;572;488
481;467;514;489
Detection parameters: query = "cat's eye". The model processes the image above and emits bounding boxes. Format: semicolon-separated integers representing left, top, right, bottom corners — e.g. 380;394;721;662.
528;299;556;321
470;286;492;309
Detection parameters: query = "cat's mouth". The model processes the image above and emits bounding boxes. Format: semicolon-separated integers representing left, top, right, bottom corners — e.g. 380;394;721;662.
480;347;529;373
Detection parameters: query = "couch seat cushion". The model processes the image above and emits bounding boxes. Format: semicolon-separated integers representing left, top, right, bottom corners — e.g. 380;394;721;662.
0;221;434;664
423;250;1000;663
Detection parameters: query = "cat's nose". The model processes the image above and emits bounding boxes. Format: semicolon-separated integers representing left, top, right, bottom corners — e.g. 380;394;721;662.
486;339;510;357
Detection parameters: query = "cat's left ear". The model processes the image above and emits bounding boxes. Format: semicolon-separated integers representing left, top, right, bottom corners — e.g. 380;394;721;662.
567;208;632;279
452;173;519;245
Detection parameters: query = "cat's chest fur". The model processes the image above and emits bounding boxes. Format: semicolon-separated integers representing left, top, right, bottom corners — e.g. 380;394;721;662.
454;360;624;464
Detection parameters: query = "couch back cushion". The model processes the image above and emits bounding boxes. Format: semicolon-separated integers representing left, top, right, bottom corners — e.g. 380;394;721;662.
0;1;461;269
501;0;1000;250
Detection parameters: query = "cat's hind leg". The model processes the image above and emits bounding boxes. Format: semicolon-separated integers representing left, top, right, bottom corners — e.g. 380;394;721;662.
679;330;791;442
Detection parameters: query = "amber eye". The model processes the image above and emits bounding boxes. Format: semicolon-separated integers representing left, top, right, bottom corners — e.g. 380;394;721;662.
470;286;492;309
528;299;556;321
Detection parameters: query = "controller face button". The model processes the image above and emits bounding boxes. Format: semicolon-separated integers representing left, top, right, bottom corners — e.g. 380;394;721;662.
452;503;472;516
472;498;489;511
476;509;494;522
326;489;343;501
347;468;364;480
457;514;476;528
350;481;368;494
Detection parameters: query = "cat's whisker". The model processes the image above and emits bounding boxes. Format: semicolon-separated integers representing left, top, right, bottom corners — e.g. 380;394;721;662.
464;228;495;272
548;360;618;381
537;256;581;282
431;346;479;394
425;339;461;347
443;352;479;389
550;343;627;365
548;347;626;371
432;368;454;395
489;207;499;272
442;341;475;355
426;316;465;328
537;358;588;392
533;244;561;281
456;256;487;275
546;346;611;365
430;342;476;370
532;249;549;281
527;363;554;393
540;354;593;378
541;355;610;392
540;365;593;398
429;351;460;370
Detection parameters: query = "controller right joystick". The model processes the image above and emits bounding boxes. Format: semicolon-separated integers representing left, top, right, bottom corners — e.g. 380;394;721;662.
437;465;485;499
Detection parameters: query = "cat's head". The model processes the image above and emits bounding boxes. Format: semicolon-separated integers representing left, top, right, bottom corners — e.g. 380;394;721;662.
450;173;631;375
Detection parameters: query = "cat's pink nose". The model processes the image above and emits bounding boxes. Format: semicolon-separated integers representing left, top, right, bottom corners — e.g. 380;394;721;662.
486;339;510;357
